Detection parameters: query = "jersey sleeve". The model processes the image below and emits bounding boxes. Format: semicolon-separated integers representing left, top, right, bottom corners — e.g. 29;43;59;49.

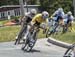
31;14;38;24
52;11;58;16
71;16;74;22
62;12;65;18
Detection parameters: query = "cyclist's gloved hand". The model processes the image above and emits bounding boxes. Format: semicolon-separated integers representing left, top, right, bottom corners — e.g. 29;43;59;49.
50;16;53;19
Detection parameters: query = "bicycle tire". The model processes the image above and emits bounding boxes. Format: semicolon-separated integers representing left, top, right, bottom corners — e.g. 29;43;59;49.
26;29;37;52
27;31;37;52
14;25;27;45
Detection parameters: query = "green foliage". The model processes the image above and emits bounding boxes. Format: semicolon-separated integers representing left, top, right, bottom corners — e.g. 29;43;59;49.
0;0;73;15
0;0;19;6
0;25;75;43
11;16;20;20
39;0;50;12
39;0;73;15
52;32;75;44
0;26;20;42
26;0;37;5
51;23;75;44
0;20;9;25
0;0;38;6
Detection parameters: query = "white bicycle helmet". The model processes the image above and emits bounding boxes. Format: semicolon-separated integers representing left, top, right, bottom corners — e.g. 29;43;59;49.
42;11;49;19
58;8;63;12
30;9;37;15
67;11;72;15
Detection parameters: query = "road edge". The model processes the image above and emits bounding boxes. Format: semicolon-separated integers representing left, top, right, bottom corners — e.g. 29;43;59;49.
47;37;72;48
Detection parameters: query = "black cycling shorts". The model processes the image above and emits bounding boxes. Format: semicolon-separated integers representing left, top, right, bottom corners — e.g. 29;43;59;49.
56;16;63;22
26;17;32;23
67;19;72;24
34;21;40;27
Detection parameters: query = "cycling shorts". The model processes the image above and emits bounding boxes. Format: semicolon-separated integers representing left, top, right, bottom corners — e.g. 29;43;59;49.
56;16;63;22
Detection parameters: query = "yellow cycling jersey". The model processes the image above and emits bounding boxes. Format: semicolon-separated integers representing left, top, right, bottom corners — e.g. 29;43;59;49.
31;14;46;24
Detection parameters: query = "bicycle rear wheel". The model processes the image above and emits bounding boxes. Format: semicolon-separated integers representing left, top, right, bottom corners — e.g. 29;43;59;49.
14;25;27;45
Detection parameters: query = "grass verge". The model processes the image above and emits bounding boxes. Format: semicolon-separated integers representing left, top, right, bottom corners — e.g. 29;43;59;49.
51;23;75;44
0;26;45;42
0;26;20;42
0;24;75;44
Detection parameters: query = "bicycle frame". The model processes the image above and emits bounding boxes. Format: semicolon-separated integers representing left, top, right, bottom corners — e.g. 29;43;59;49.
63;44;75;57
21;25;39;52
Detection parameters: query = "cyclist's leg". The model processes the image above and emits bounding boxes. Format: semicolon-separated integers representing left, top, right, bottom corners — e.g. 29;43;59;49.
47;22;57;35
52;16;60;33
69;22;72;30
23;25;31;40
62;24;67;33
64;19;69;33
53;22;59;32
17;17;32;42
67;20;71;32
40;23;47;34
22;26;37;51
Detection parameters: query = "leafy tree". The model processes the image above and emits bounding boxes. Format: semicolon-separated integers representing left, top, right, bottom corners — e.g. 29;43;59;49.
0;0;38;6
0;0;19;6
24;0;37;5
0;0;74;15
39;0;50;12
39;0;73;15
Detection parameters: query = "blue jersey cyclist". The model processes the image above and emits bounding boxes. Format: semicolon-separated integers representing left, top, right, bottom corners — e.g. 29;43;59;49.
51;8;65;24
64;11;74;25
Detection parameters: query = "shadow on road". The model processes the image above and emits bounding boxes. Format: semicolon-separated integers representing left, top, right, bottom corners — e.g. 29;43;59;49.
23;49;41;53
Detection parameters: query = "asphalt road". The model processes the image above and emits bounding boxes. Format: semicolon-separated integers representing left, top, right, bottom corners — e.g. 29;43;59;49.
0;39;66;57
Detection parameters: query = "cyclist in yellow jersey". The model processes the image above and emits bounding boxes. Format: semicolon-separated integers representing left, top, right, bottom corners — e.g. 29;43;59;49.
31;14;45;24
24;11;49;39
31;11;49;26
28;11;49;28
